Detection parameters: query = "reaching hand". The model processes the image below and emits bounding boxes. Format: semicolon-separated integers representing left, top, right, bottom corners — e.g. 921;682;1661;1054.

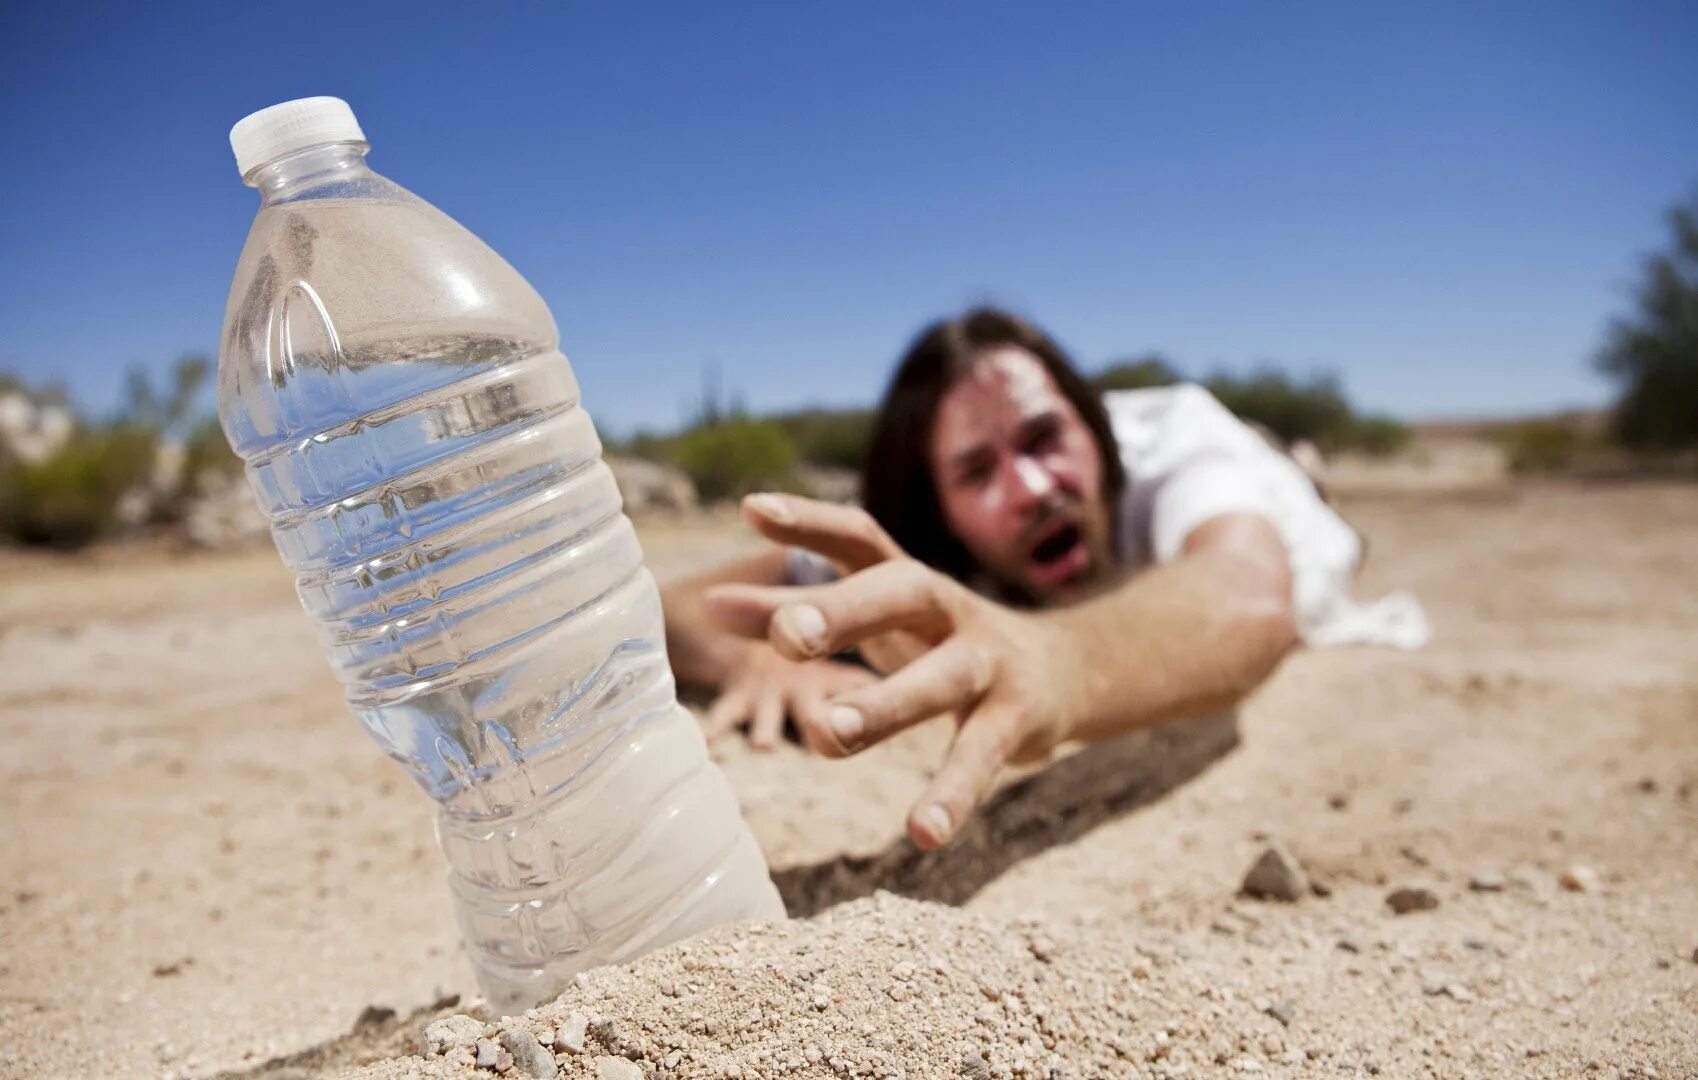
700;641;876;751
707;493;1088;850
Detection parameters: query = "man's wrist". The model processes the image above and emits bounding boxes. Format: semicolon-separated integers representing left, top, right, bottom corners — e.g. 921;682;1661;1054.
1031;607;1106;745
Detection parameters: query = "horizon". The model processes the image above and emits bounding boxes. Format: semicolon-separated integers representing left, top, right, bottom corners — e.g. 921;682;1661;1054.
3;3;1696;435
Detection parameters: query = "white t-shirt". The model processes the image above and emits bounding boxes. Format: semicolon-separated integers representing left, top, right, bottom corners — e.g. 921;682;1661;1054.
790;384;1421;646
1104;384;1361;638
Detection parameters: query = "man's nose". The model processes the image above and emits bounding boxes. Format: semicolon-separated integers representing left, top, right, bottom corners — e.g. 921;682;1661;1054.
1008;456;1056;507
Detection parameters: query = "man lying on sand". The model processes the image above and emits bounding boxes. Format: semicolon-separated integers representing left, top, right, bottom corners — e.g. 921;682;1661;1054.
662;307;1420;852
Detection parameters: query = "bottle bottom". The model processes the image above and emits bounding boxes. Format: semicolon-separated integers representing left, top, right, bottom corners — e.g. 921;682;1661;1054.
441;704;787;1016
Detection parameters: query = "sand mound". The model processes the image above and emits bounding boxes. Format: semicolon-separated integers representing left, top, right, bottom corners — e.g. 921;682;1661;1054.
350;893;1188;1079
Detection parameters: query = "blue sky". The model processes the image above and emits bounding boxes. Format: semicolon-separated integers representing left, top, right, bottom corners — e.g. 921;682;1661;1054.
2;2;1695;433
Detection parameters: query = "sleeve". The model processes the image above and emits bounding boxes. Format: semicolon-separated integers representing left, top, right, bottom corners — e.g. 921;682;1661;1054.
1148;456;1278;563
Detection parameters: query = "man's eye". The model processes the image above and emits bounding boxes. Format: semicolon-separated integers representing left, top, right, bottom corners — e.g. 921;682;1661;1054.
958;463;993;487
1024;424;1060;454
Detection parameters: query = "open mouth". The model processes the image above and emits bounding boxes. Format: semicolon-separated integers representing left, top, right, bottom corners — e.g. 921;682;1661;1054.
1030;522;1083;567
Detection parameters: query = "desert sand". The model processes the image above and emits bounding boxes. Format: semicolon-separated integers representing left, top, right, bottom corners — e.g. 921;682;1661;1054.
1;479;1695;1078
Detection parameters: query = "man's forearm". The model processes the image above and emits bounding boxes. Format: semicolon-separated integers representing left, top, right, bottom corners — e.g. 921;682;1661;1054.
1051;515;1298;743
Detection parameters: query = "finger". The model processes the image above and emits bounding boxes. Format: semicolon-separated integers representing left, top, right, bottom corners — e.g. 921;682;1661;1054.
792;664;874;757
702;687;750;741
907;707;1015;850
704;582;812;639
748;689;786;751
812;640;993;757
741;495;903;573
766;561;956;660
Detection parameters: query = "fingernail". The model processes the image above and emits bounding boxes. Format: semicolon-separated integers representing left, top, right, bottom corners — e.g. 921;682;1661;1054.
826;704;864;748
915;804;953;846
780;603;828;655
744;493;794;525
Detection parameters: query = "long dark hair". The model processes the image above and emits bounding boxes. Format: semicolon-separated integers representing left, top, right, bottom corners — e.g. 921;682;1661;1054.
860;307;1126;583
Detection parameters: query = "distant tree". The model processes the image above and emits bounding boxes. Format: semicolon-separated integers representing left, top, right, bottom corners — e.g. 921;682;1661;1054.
1596;189;1698;451
122;354;209;438
1094;354;1182;392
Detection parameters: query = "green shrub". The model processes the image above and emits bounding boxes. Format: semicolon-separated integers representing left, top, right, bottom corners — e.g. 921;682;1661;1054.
668;418;797;502
771;408;874;472
1204;369;1357;450
0;355;218;548
0;426;156;548
1094;355;1182;392
1497;420;1580;473
1347;415;1412;457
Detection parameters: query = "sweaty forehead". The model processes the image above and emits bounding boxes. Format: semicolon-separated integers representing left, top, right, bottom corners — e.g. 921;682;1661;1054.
932;346;1066;457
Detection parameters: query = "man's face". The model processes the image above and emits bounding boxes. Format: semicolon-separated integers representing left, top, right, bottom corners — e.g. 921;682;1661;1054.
928;346;1112;602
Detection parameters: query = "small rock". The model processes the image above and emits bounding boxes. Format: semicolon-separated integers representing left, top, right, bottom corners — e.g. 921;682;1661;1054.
1264;1001;1294;1027
423;1015;486;1056
475;1038;501;1068
1027;936;1055;963
1558;865;1599;893
1386;885;1440;915
1654;957;1671;970
1336;936;1363;954
1240;842;1309;902
959;1052;993;1079
1462;936;1489;951
555;1013;588;1054
500;1030;555;1079
595;1057;643;1080
1310;879;1333;898
1468;873;1506;893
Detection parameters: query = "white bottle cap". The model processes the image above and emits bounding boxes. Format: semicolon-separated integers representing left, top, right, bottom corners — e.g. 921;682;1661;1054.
229;96;366;178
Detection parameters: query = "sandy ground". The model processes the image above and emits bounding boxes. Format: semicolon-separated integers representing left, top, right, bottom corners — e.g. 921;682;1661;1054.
1;481;1695;1078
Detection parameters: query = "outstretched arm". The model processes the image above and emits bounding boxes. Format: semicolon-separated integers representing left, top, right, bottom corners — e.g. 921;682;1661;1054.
708;495;1298;846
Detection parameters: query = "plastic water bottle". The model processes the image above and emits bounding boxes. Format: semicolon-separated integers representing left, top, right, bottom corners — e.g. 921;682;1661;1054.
218;97;785;1014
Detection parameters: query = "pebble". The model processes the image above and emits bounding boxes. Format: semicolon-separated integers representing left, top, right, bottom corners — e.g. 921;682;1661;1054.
1559;865;1600;893
1462;936;1489;951
1386;886;1440;915
1468;873;1506;893
500;1030;556;1079
555;1012;588;1054
1263;1001;1294;1027
475;1038;501;1068
1336;936;1363;954
422;1014;485;1056
1240;842;1309;902
595;1056;644;1080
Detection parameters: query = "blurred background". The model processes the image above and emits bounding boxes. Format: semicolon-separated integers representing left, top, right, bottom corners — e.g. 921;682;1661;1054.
5;8;1698;1077
1;1;1695;545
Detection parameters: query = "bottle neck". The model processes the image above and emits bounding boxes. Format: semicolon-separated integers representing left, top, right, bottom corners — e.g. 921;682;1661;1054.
246;141;373;201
